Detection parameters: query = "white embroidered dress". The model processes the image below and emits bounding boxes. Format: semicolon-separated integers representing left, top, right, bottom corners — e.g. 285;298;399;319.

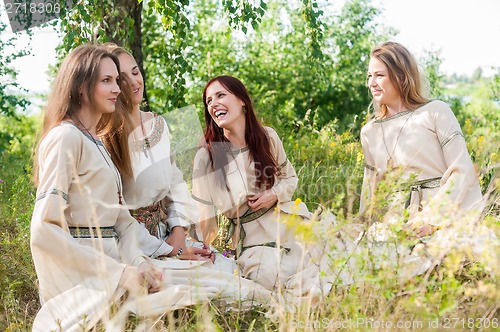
192;127;357;300
360;100;483;221
357;100;487;279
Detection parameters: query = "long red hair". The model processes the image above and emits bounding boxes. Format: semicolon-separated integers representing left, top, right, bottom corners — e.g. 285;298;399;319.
202;75;278;189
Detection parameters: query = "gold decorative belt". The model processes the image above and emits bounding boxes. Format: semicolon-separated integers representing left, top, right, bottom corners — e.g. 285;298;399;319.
69;226;116;238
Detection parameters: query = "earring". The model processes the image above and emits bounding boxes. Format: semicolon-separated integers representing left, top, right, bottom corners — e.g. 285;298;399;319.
243;106;247;114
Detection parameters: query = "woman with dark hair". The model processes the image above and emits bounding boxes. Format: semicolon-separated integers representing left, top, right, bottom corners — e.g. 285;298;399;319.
192;75;353;300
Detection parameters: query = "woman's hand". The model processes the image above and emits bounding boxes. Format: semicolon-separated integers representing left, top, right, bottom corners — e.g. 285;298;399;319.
118;263;164;295
180;244;214;262
166;227;213;261
406;219;436;238
119;266;148;297
138;261;164;293
247;189;278;211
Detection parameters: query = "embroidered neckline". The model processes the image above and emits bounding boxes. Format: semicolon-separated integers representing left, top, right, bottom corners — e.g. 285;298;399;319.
137;115;164;152
374;100;433;123
230;146;249;155
61;121;104;146
374;109;415;123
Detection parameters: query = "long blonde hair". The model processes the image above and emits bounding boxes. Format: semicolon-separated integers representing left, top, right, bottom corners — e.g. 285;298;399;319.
33;44;122;185
369;42;430;118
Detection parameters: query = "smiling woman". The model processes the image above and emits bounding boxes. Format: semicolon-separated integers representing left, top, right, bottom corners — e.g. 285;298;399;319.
192;75;362;301
361;41;483;225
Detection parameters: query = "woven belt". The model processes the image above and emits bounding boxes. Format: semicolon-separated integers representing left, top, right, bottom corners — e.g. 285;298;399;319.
130;201;168;238
241;241;290;255
405;177;442;211
225;202;278;258
69;226;117;238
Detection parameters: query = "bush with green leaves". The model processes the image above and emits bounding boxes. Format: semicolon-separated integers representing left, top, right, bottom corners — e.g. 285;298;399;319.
0;114;39;331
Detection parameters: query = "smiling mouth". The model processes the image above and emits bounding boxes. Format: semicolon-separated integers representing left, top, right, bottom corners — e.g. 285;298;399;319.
133;88;140;94
214;110;227;119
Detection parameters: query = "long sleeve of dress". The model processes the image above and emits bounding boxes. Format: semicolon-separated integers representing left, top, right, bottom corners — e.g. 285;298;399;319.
31;126;127;302
192;148;219;243
161;161;199;230
266;127;298;202
135;222;174;257
115;207;149;266
421;102;483;223
359;125;377;214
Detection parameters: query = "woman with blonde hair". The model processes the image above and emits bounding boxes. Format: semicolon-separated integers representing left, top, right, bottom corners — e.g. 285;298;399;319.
358;41;489;280
361;41;483;232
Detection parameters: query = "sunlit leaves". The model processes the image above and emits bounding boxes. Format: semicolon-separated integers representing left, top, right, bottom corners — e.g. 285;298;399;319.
0;20;30;117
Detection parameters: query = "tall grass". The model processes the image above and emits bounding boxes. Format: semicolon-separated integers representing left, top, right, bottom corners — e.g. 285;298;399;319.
1;96;499;331
0;115;39;331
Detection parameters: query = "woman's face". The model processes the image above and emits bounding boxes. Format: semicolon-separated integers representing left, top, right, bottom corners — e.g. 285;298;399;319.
91;57;120;115
205;80;245;129
118;53;144;107
367;57;400;106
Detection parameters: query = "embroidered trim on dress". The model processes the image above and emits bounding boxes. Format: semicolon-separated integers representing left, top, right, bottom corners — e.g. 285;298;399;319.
192;194;214;205
230;146;249;155
36;188;69;202
138;115;164;152
130;201;166;238
365;163;377;171
374;109;414;123
440;131;464;148
69;226;116;238
278;160;288;169
373;100;433;123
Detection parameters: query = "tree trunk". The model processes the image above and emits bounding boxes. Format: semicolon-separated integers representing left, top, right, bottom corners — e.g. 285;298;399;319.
101;0;150;111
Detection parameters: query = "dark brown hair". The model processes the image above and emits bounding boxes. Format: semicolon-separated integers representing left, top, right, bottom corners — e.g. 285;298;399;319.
202;75;278;189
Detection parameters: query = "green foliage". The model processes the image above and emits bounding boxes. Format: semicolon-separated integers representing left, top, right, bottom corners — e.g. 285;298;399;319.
0;114;39;330
57;0;138;50
3;0;499;329
327;0;386;128
282;111;364;215
491;67;500;101
0;19;30;117
180;0;388;134
421;48;445;99
222;0;267;34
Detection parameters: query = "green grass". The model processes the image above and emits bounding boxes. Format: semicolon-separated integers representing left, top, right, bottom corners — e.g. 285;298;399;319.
1;98;499;331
